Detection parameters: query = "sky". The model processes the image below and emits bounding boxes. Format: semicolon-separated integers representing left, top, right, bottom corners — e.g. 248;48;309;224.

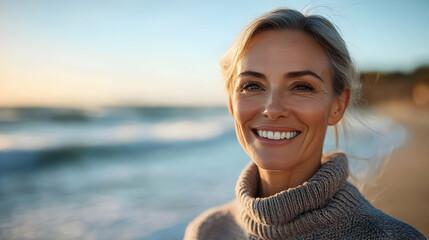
1;0;428;107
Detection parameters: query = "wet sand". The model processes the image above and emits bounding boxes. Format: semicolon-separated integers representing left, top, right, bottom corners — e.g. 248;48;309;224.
362;100;429;236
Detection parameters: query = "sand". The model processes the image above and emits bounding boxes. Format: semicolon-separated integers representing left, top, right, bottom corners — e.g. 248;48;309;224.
362;100;429;236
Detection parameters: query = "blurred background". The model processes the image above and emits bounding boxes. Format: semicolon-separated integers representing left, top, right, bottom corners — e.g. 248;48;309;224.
0;0;428;239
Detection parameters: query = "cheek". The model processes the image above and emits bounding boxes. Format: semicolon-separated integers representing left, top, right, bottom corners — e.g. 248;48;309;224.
290;97;333;129
233;97;261;143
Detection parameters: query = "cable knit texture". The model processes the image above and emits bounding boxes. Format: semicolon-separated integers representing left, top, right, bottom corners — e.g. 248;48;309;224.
184;152;425;239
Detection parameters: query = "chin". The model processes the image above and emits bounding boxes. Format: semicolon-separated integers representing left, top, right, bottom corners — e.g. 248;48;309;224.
253;154;300;171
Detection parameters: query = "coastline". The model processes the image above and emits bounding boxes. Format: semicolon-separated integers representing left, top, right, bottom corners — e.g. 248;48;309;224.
362;100;429;236
0;103;427;239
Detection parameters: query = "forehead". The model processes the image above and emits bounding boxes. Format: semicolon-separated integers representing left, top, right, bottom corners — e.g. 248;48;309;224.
238;30;331;77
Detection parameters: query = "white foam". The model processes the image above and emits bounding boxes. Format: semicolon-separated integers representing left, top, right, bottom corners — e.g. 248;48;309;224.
0;116;233;152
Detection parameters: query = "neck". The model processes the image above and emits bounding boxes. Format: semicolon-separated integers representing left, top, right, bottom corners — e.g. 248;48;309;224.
236;152;356;238
257;158;321;198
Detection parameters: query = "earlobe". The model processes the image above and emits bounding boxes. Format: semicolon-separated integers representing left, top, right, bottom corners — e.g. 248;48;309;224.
328;88;350;126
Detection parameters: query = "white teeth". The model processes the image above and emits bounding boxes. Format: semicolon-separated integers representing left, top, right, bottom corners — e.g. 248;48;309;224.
256;130;300;140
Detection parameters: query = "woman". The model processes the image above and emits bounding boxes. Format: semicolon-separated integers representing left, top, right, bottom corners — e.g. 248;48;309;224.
185;8;424;239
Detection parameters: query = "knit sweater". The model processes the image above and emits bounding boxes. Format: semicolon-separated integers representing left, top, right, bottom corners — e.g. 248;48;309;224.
184;152;425;239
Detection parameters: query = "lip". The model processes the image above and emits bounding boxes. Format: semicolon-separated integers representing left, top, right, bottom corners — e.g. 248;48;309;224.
251;125;300;146
253;125;299;132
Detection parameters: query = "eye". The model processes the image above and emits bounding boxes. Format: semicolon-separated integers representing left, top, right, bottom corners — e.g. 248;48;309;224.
240;81;264;92
292;82;315;92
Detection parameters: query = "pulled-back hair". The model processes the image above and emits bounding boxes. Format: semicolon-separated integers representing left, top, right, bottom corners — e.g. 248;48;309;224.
220;8;361;105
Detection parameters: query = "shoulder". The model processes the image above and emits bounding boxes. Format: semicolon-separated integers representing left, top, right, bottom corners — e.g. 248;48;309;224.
334;183;425;239
353;198;425;239
184;201;245;240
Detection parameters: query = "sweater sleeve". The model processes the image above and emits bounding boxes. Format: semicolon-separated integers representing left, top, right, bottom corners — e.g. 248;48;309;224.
183;202;246;240
183;207;224;240
359;204;426;240
374;217;426;239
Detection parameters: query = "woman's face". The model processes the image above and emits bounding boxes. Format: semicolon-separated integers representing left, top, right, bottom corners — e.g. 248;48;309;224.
229;30;347;171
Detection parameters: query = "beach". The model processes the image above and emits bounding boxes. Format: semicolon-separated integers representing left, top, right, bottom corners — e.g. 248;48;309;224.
0;102;427;239
363;100;429;236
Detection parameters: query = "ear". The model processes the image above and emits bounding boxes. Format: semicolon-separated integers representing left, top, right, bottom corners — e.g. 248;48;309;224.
328;88;350;126
228;96;234;116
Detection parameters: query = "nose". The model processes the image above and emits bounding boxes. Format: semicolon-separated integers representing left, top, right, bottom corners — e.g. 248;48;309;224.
262;92;290;120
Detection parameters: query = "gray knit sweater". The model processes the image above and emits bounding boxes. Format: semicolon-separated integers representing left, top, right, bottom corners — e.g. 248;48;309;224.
184;152;425;239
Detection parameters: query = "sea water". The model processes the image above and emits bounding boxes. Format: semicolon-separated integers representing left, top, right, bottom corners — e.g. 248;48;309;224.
0;107;405;239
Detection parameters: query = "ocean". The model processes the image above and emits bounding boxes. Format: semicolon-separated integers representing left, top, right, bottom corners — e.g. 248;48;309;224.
0;107;406;239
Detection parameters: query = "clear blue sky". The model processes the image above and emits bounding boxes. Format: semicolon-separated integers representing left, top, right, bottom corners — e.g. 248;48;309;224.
1;0;428;107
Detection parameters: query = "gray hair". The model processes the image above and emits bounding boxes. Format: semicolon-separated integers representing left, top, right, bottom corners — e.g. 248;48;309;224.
220;8;361;105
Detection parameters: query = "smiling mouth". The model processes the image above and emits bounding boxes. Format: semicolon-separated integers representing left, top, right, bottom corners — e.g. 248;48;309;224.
253;129;301;140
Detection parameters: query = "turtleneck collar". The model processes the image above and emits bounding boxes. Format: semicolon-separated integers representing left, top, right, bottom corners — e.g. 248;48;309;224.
235;152;365;239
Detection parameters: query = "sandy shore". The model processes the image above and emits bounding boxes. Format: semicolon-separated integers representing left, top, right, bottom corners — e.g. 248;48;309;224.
362;100;429;236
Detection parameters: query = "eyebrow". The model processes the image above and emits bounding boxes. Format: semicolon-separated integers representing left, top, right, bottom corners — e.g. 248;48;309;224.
287;70;324;82
238;70;324;82
238;71;266;79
